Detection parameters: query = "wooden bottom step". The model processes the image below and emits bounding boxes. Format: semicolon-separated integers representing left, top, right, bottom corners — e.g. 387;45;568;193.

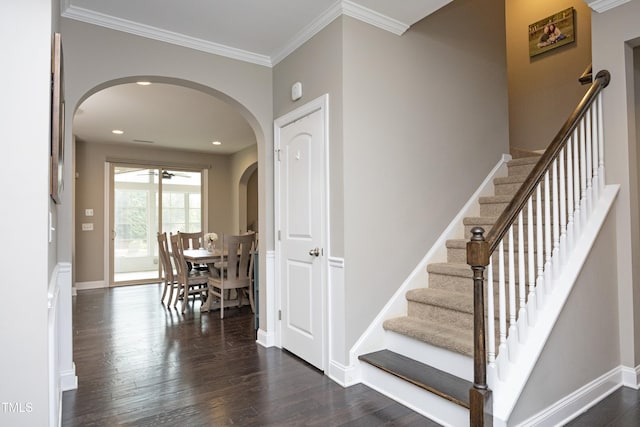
358;349;472;409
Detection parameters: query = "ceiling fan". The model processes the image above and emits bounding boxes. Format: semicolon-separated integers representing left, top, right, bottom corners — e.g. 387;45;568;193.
133;169;190;179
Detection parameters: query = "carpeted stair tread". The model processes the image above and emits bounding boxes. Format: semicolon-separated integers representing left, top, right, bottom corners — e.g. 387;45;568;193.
427;262;473;278
493;175;528;185
406;288;473;314
507;156;541;166
383;316;473;357
358;349;472;408
479;194;514;204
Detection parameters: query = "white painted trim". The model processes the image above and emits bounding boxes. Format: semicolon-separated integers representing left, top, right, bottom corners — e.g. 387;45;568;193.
585;0;633;13
361;363;469;427
61;5;272;67
274;95;330;371
491;185;621;423
342;1;409;36
62;1;413;68
621;365;640;389
348;154;512;369
264;250;277;347
76;280;107;291
60;364;78;392
516;366;623;427
327;257;355;385
256;328;276;348
271;2;343;66
104;163;111;288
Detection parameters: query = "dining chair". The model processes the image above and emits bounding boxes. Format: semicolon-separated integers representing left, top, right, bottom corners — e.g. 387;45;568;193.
170;232;209;313
207;232;256;319
157;232;178;306
179;231;207;271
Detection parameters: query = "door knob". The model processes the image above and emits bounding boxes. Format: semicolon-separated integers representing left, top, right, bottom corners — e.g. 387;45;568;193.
309;247;320;257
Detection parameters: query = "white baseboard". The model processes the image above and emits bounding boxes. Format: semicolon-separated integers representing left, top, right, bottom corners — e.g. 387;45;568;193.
256;328;275;348
60;364;78;391
75;280;106;291
621;364;640;389
516;365;627;426
327;359;359;387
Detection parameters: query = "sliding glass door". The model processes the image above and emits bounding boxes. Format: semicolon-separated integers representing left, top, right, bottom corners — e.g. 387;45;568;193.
110;165;202;286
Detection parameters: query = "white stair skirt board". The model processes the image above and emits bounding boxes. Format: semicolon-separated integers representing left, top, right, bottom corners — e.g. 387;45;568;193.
360;362;469;427
349;154;512;376
385;330;473;382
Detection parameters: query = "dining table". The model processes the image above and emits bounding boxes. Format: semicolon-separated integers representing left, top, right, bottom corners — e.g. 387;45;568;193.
182;248;247;313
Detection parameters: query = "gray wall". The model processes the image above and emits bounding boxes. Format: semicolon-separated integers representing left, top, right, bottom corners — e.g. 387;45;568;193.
275;0;509;361
341;0;509;352
273;17;345;257
0;2;55;425
509;209;621;425
506;0;593;153
75;140;239;283
591;0;640;368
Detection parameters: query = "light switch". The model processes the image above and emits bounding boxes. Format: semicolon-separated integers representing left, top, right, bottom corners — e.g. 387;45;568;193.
82;223;94;231
85;208;94;216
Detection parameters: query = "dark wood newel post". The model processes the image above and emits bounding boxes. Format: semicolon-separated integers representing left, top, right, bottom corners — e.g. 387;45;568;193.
467;227;492;426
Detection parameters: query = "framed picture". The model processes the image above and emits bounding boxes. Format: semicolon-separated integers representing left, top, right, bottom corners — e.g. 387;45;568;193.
528;8;575;57
51;33;64;203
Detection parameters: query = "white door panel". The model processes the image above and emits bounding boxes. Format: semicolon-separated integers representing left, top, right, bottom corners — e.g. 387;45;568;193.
277;104;326;370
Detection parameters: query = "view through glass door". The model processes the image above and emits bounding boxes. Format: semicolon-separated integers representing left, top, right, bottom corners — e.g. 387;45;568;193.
111;165;202;286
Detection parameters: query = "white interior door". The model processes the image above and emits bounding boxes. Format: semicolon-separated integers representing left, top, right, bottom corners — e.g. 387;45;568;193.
276;100;327;371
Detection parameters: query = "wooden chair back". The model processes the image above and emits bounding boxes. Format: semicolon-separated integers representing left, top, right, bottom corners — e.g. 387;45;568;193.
157;232;173;282
222;232;256;286
179;231;203;250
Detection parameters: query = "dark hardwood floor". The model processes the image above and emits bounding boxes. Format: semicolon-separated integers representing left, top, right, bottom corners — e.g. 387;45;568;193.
62;284;437;426
564;386;640;427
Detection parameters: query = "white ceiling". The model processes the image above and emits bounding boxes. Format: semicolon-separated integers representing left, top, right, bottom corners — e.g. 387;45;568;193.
66;0;452;154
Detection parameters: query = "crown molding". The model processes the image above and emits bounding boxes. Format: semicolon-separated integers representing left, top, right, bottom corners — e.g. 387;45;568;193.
61;5;273;67
271;1;343;66
342;1;409;36
62;0;411;68
585;0;632;13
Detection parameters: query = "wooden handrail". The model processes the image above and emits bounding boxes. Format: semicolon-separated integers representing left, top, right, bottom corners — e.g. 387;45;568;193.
484;70;610;256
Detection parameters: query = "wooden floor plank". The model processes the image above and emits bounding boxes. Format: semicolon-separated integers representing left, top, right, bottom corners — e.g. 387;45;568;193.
62;284;439;426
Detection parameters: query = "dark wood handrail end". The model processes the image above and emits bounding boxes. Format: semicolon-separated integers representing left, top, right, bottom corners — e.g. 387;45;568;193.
467;227;490;267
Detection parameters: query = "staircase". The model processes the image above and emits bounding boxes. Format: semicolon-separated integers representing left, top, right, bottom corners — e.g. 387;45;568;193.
358;156;538;426
355;70;613;427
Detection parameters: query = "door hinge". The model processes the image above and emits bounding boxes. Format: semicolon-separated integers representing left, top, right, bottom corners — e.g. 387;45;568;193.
278;310;282;320
275;149;281;161
278;230;281;241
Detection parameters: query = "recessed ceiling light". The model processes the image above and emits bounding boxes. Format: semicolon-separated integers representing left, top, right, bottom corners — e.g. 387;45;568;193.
212;141;222;146
136;81;151;86
112;129;124;135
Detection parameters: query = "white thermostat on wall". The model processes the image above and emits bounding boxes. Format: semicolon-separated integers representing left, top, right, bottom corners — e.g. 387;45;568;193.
291;81;302;101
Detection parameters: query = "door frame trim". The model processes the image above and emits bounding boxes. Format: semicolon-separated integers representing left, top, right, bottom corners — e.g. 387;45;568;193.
273;94;330;371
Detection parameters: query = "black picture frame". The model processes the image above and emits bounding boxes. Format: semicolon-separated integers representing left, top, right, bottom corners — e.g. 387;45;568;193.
51;32;64;204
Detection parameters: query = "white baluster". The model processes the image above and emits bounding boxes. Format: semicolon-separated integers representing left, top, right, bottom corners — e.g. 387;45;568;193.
536;183;545;308
559;149;567;264
591;104;600;202
566;136;575;252
580;118;588;225
527;197;536;325
586;107;593;216
598;94;605;190
508;226;518;360
498;239;508;379
487;260;496;367
573;128;582;234
544;171;552;292
518;211;528;340
552;159;560;277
